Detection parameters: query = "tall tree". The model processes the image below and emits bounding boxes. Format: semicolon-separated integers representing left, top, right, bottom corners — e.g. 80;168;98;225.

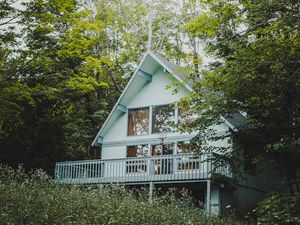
183;0;300;189
0;0;124;173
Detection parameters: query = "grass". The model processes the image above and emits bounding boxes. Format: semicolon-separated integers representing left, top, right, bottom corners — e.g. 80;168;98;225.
0;165;251;225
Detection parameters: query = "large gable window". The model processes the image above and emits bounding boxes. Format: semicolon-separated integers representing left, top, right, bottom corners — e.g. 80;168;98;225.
152;104;175;133
128;108;149;136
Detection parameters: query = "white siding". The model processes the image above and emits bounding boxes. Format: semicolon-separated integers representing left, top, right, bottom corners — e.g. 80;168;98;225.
102;67;192;159
102;146;126;159
206;123;231;154
102;67;231;160
128;68;189;108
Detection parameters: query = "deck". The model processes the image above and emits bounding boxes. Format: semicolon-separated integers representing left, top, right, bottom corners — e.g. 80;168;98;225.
55;153;232;185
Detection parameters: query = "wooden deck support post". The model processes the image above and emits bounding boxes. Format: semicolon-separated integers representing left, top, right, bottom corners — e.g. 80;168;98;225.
149;181;154;203
206;179;211;214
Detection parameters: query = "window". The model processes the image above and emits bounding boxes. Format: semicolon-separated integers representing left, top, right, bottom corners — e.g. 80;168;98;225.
127;145;149;157
244;150;256;175
178;108;198;125
244;159;256;175
126;145;148;173
152;104;175;133
177;141;201;154
177;141;200;170
151;144;174;156
128;108;149;136
151;144;174;175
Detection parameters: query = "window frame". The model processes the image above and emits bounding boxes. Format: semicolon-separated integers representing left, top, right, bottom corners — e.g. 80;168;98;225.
127;107;150;136
151;103;176;134
127;103;192;136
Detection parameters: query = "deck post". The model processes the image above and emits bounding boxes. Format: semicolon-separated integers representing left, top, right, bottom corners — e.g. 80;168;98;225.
149;181;154;203
206;179;211;214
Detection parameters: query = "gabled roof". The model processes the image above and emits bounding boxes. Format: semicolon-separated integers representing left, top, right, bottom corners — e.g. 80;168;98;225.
92;51;246;146
92;50;192;146
222;113;247;132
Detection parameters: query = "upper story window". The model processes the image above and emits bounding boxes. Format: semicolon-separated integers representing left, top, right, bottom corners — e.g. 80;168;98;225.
128;108;149;136
152;104;175;133
178;108;193;125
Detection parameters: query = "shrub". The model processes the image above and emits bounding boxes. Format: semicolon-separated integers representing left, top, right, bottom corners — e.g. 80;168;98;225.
0;165;249;225
255;193;300;225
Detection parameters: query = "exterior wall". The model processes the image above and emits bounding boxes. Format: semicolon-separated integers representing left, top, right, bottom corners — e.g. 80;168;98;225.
232;185;266;212
102;67;195;159
128;68;189;108
102;67;231;160
102;146;126;159
206;123;231;154
210;185;221;215
99;63;275;215
231;156;283;212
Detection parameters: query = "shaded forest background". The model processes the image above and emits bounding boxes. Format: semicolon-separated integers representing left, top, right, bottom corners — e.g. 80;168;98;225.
1;0;300;180
0;0;204;174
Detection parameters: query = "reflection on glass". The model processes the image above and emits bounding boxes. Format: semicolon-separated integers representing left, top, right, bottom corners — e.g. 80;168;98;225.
176;141;201;154
127;145;149;157
126;145;148;173
128;108;149;136
152;104;175;133
151;144;174;175
177;141;200;170
151;144;174;156
178;108;198;125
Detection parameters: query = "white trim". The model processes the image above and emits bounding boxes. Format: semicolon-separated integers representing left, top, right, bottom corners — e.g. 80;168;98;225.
92;52;151;146
220;115;238;132
92;51;193;145
148;51;193;92
92;50;240;146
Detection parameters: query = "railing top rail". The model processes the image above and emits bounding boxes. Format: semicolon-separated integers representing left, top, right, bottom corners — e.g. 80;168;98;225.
55;152;217;166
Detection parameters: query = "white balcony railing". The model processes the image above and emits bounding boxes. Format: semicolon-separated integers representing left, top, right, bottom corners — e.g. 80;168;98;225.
55;153;232;185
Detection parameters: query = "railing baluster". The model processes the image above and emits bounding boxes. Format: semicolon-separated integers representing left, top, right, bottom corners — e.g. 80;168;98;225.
55;153;232;185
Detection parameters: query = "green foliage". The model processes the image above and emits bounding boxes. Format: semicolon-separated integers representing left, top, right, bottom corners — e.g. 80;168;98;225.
183;0;300;180
0;165;250;225
0;0;119;173
187;13;220;38
0;0;213;174
255;193;300;225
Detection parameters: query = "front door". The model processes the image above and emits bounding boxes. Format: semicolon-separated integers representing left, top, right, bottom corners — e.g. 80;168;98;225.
151;144;173;175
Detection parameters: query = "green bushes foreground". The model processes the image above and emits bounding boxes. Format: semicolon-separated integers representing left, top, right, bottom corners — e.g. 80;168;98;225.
255;193;300;225
0;165;250;225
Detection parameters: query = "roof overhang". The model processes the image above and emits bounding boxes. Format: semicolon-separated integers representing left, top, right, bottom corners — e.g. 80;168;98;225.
92;51;245;146
92;51;190;146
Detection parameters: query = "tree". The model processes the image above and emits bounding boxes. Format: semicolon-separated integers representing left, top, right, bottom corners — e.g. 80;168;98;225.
183;0;300;189
0;0;124;174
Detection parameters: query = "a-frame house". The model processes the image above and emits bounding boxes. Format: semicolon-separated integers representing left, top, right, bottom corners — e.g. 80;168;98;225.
55;51;281;214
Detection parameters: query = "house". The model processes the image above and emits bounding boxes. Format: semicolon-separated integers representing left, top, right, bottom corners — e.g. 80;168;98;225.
55;51;283;215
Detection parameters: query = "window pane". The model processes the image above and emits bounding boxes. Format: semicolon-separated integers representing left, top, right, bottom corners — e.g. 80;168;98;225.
127;145;149;157
178;108;198;125
177;141;201;154
151;144;174;156
126;145;148;173
177;141;200;170
152;104;175;133
128;108;149;136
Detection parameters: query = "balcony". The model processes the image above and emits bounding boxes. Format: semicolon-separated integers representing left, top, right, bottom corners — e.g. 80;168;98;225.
55;153;232;185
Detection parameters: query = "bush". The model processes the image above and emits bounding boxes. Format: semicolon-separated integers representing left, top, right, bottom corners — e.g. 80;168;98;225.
255;193;300;225
0;165;249;225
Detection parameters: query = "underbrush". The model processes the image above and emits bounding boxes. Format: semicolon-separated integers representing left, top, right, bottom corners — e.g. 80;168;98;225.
255;193;300;225
0;165;250;225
